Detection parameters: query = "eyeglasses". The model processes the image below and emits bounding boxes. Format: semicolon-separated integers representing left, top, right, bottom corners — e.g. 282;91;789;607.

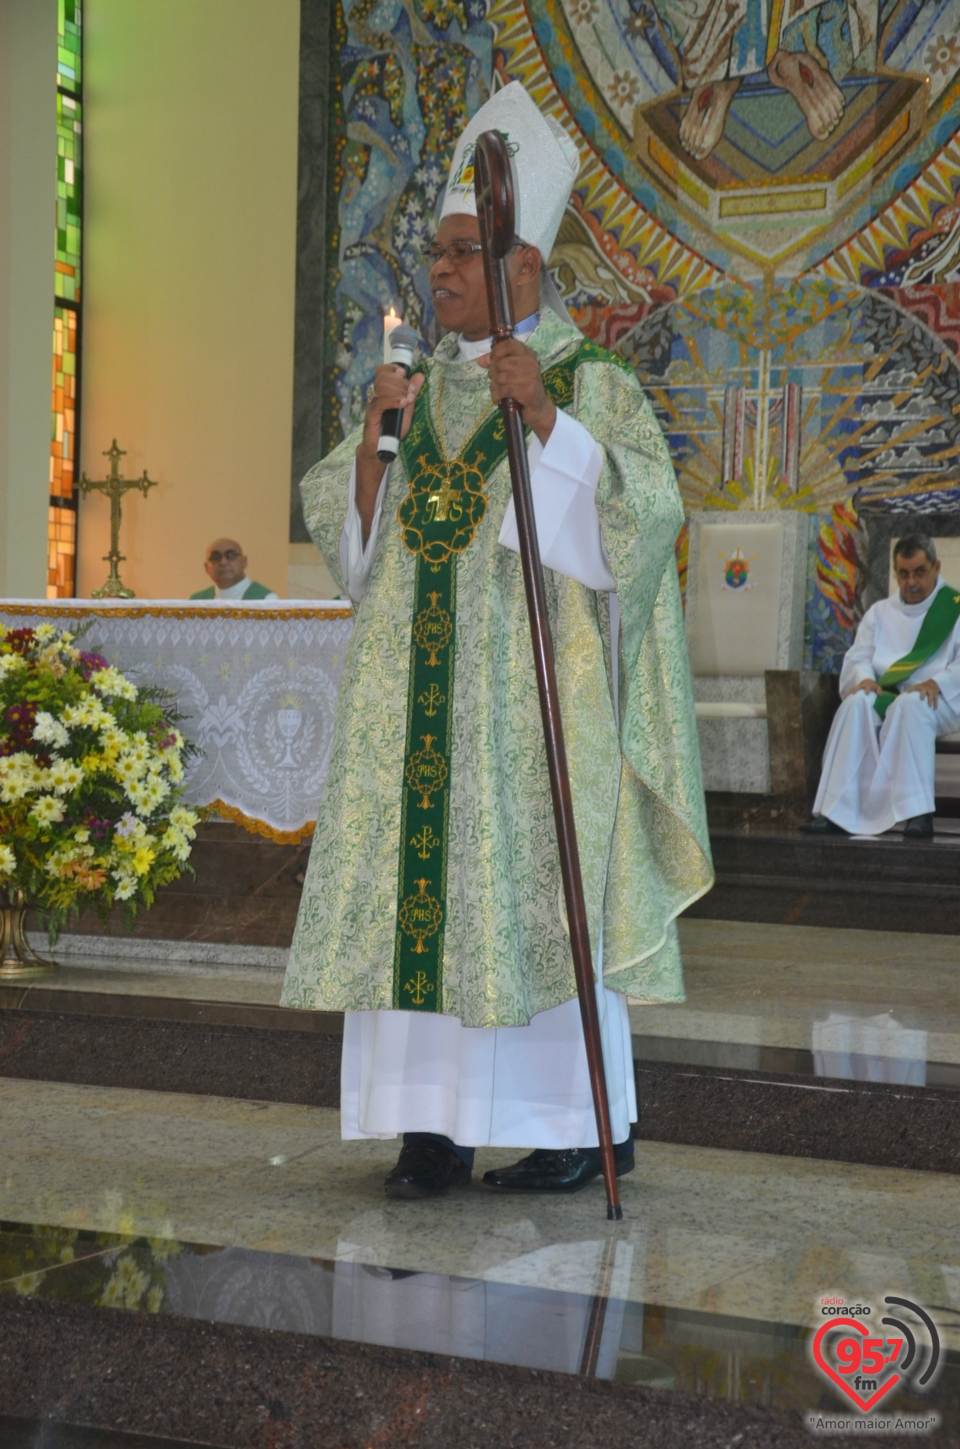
418;240;485;267
207;549;241;563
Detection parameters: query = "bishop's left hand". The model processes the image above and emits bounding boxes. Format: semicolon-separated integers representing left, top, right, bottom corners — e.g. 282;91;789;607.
905;678;941;708
480;338;557;445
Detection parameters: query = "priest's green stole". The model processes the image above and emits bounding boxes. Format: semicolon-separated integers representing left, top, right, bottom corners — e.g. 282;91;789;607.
391;340;617;1010
874;584;960;718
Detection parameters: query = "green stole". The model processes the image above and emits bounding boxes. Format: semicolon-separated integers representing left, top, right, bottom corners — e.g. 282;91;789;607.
391;339;618;1011
874;584;960;718
189;580;273;600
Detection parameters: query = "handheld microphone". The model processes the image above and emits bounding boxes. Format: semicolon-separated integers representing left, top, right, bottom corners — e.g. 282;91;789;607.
377;324;419;463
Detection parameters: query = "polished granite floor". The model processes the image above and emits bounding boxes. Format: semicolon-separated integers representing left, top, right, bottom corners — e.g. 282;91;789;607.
2;1076;957;1421
3;1076;959;1338
19;918;960;1081
640;919;960;1085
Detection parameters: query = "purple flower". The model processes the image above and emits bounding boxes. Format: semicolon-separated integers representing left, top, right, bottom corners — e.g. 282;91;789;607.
115;813;139;839
78;651;108;680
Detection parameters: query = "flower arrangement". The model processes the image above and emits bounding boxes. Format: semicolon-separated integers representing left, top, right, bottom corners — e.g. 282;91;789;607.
0;622;200;939
2;1220;176;1314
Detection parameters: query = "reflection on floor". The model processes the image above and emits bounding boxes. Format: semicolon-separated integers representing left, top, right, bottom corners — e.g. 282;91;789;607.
636;919;960;1085
20;918;960;1085
2;1077;957;1424
3;1077;958;1336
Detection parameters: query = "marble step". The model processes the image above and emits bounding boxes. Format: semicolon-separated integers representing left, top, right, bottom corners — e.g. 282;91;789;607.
1;984;956;1176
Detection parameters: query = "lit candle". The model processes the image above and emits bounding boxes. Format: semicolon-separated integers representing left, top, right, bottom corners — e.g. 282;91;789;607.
383;307;401;365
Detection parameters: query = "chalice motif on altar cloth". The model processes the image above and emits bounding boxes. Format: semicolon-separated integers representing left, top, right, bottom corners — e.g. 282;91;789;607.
275;693;303;768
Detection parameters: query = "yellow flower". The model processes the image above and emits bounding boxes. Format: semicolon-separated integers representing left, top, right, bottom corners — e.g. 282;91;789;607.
97;715;125;741
99;1254;149;1309
81;753;104;773
132;844;156;876
160;826;192;863
64;699;112;730
31;795;65;824
47;759;84;794
115;759;146;788
0;844;15;877
90;667;137;702
143;778;169;808
0;756;32;802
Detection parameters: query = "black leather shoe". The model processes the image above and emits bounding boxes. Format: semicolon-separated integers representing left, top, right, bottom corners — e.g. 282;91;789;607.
384;1140;472;1199
801;816;848;835
903;813;934;839
482;1146;635;1194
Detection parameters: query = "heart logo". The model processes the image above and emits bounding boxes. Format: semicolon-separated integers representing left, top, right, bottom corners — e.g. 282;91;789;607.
812;1318;902;1413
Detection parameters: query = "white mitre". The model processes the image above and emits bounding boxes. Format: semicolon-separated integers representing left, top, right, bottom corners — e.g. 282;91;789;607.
439;81;580;316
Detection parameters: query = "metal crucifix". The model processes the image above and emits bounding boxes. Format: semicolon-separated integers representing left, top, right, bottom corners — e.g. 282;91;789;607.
78;439;159;598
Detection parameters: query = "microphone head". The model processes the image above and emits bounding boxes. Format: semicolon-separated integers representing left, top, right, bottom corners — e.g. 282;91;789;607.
389;324;419;360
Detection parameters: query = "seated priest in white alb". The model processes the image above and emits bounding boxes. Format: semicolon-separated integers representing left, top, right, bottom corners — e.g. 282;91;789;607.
190;537;278;600
806;533;960;840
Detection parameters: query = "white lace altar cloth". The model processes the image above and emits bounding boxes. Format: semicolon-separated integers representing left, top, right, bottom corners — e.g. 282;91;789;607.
0;600;354;842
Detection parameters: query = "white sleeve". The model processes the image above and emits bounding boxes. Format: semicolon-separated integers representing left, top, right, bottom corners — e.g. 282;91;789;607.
497;409;616;592
339;460;389;605
932;661;960;710
931;618;960;710
839;609;879;696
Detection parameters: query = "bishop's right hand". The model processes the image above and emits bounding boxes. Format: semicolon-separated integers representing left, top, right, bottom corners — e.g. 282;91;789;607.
357;365;425;464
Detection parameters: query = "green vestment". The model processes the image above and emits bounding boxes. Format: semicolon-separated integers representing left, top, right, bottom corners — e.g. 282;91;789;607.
189;581;274;600
281;309;713;1025
874;584;960;717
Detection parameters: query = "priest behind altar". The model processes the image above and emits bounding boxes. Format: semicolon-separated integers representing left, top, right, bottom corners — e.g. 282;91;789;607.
806;533;960;840
281;82;712;1201
190;538;278;600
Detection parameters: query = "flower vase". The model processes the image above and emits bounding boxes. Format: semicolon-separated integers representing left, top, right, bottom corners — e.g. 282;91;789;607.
0;890;56;977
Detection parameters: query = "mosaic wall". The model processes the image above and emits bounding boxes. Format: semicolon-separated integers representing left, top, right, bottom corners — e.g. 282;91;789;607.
326;0;960;669
50;0;83;598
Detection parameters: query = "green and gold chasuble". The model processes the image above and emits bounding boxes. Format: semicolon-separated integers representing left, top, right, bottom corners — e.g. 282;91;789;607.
874;584;960;718
281;308;713;1027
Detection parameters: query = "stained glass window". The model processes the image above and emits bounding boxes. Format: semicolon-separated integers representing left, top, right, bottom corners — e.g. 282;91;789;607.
49;0;82;597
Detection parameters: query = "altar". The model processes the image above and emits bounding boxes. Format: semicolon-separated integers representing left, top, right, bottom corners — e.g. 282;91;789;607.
0;600;354;843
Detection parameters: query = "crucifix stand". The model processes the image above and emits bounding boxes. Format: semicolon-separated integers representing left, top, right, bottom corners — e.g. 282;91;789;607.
78;440;159;598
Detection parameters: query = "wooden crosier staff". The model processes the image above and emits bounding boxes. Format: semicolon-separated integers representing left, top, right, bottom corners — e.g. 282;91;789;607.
473;129;622;1222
